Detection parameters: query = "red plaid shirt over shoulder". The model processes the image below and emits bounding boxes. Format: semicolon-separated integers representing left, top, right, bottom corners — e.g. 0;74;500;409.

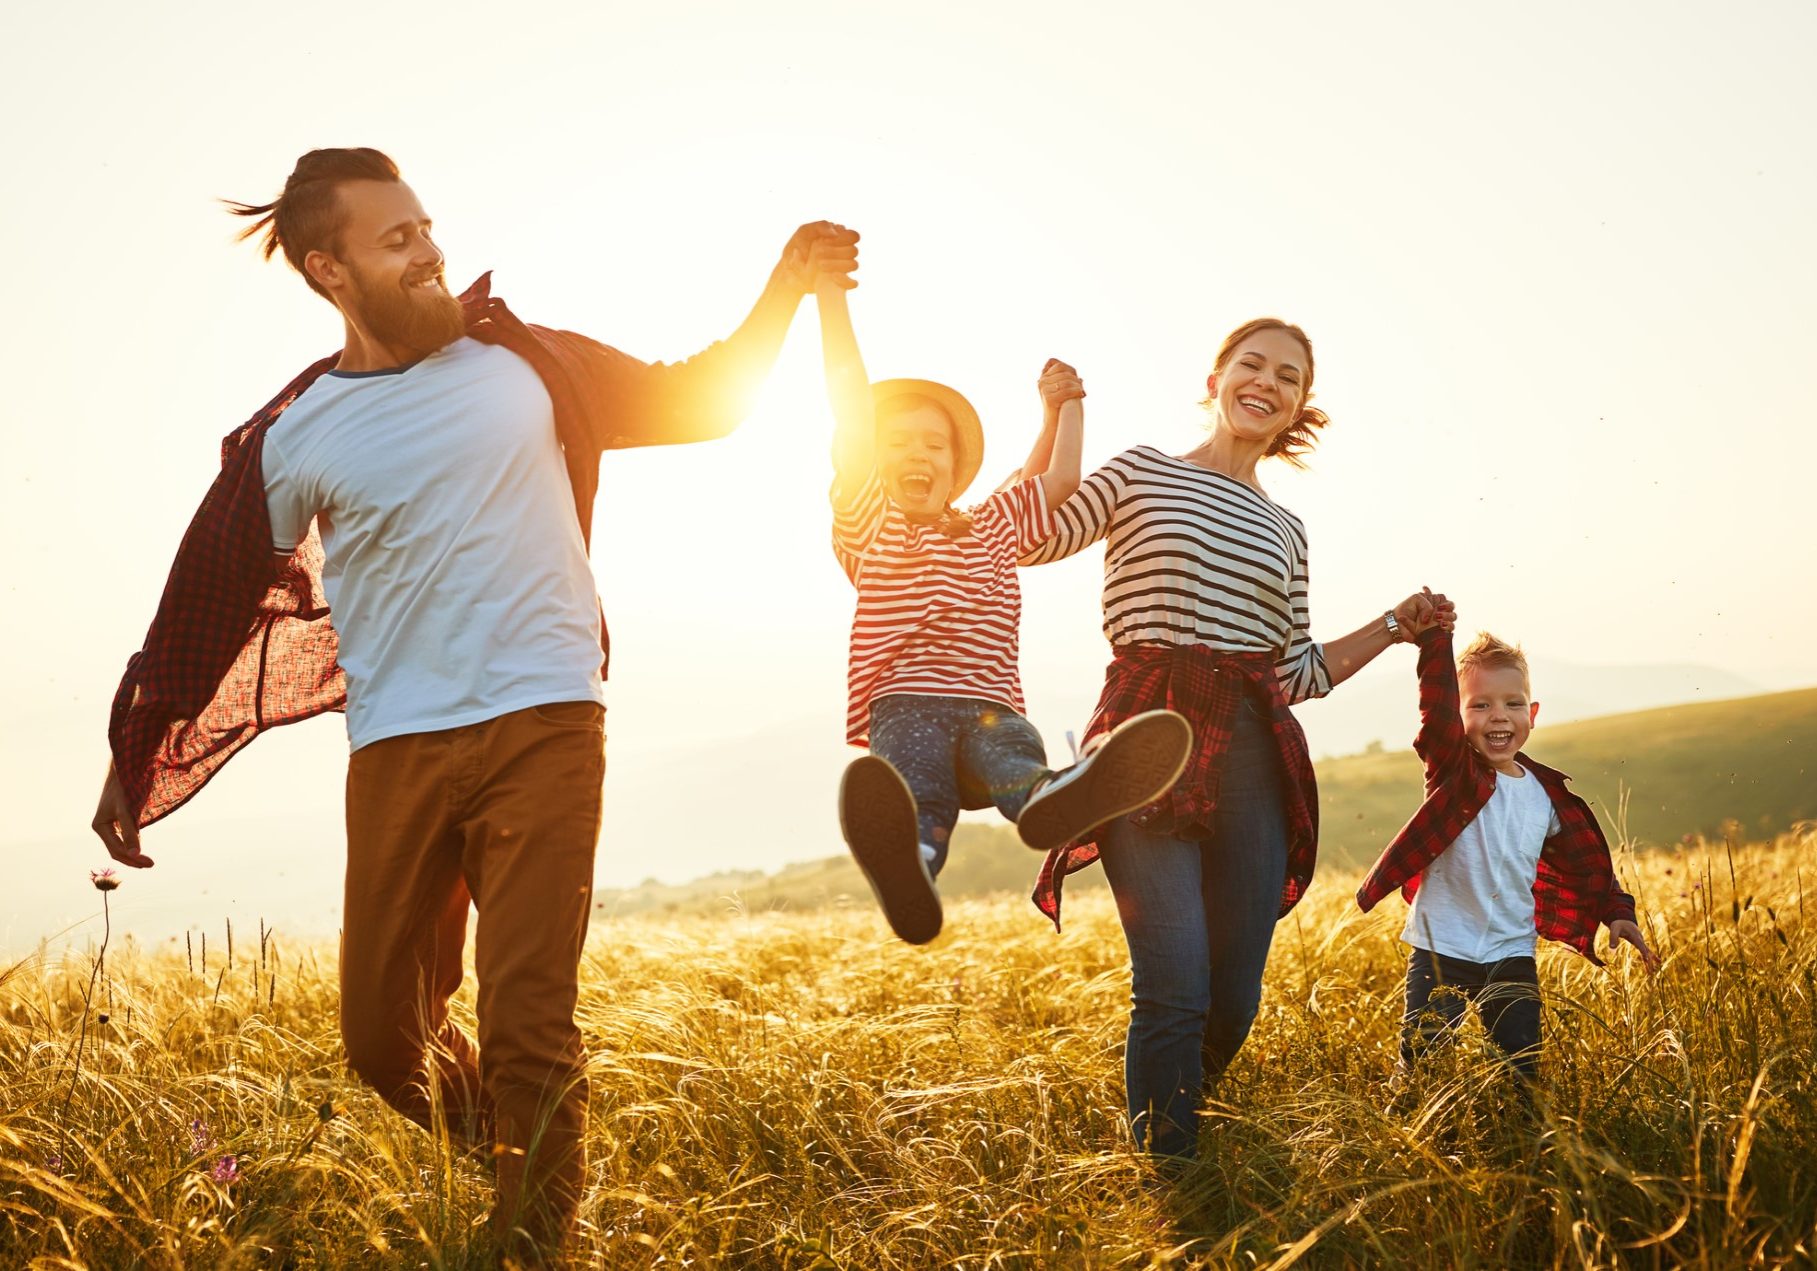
1032;644;1320;930
1353;628;1638;965
110;273;767;828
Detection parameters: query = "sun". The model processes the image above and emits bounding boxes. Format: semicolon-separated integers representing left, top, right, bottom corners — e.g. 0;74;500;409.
707;326;839;519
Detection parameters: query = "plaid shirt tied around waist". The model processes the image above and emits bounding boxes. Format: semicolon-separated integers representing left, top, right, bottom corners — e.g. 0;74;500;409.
1032;643;1320;930
1353;628;1637;965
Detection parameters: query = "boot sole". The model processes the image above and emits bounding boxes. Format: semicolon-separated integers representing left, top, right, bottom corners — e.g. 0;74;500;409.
839;756;943;945
1016;710;1193;852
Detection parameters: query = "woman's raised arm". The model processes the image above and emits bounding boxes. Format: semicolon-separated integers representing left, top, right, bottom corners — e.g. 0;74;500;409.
1019;455;1126;566
1318;589;1455;689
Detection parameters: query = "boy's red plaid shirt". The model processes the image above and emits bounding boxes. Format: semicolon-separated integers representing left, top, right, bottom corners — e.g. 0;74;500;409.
1354;627;1637;965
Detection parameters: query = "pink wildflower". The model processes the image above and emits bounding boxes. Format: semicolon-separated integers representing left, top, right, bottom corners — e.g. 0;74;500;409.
90;869;120;892
211;1155;240;1184
189;1118;214;1156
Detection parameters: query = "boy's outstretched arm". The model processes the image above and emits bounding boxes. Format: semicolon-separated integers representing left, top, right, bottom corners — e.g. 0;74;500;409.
1412;623;1463;778
1600;879;1660;971
816;275;875;498
1606;914;1660;972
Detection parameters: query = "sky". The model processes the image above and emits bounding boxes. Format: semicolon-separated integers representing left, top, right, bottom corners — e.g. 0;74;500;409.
2;0;1813;953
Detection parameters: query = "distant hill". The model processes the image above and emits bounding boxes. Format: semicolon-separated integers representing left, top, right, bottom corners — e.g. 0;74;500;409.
1312;685;1816;868
1292;656;1768;759
588;817;1104;922
592;687;1817;921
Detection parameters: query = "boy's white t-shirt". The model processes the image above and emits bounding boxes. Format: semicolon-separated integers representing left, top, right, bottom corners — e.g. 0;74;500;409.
1402;764;1562;964
263;337;606;751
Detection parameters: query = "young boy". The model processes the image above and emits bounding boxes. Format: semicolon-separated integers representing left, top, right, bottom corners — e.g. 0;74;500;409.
1356;620;1658;1087
815;268;1190;946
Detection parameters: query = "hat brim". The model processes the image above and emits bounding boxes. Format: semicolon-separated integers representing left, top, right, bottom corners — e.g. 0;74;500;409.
870;378;985;501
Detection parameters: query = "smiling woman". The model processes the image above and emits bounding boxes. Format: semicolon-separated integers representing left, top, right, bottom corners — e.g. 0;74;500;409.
1019;314;1458;1163
1197;317;1328;468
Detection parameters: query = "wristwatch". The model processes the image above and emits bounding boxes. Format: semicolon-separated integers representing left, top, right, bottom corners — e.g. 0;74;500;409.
1383;610;1404;643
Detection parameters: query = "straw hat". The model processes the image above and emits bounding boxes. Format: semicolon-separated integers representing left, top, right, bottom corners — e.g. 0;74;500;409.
870;378;985;501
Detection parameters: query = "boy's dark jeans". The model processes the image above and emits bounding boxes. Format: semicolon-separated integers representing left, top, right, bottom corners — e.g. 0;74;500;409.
1401;947;1542;1084
867;693;1050;875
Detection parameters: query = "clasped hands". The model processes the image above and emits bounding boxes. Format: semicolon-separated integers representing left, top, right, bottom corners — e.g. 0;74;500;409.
1037;358;1085;415
778;221;860;294
1394;586;1456;641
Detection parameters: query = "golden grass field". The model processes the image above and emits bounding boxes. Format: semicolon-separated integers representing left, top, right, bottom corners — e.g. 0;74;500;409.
4;826;1814;1269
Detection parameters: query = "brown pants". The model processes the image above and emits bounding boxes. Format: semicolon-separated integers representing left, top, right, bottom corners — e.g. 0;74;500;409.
341;700;604;1255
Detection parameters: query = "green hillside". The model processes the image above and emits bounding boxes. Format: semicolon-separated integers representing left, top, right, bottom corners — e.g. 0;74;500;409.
595;687;1817;920
1314;684;1817;869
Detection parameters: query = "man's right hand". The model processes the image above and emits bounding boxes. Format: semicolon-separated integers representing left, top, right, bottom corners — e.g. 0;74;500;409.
92;762;154;868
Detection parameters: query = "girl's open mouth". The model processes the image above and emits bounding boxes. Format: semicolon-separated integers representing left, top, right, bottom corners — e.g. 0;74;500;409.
900;474;932;500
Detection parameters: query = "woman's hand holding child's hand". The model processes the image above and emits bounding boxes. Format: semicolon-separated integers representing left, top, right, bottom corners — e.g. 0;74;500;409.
1394;586;1456;640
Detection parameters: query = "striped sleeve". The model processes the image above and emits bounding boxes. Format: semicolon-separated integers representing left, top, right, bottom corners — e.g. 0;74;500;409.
1019;456;1127;565
831;470;888;564
979;475;1056;555
1275;537;1331;704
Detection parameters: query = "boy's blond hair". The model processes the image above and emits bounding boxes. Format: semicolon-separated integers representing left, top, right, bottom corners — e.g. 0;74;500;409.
1456;632;1530;690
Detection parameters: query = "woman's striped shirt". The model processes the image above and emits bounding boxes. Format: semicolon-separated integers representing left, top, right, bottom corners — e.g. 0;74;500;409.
1021;446;1330;704
833;473;1054;745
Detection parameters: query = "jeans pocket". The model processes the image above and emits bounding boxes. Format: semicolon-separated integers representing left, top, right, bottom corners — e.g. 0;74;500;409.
528;700;605;731
1239;690;1274;725
1223;698;1284;795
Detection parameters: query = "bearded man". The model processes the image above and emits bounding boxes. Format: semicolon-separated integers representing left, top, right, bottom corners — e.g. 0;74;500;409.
89;147;857;1260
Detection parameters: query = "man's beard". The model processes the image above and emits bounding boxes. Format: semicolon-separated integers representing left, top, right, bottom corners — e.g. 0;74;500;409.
348;264;467;359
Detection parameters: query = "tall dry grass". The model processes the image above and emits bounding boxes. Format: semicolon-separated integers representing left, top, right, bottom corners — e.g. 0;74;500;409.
3;827;1813;1269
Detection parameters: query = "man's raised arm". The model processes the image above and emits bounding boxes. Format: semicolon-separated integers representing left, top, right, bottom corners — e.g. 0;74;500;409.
567;221;859;451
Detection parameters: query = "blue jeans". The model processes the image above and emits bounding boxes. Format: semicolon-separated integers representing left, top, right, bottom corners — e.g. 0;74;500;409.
1402;947;1542;1086
1098;698;1288;1159
867;694;1050;876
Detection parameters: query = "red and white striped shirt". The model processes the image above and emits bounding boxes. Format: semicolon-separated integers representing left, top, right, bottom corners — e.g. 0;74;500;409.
833;473;1055;745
